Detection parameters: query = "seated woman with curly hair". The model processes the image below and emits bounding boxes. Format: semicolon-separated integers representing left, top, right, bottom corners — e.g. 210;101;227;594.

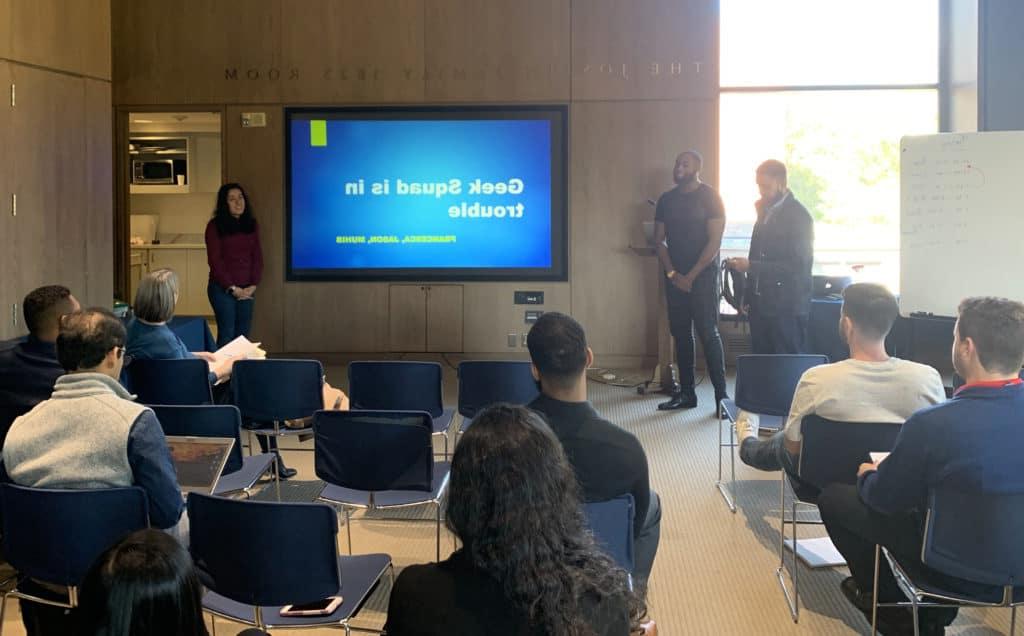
385;403;653;636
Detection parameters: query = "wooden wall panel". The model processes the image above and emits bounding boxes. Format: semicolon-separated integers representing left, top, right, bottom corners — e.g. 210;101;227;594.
113;0;283;105
424;0;570;102
462;283;571;353
0;61;15;339
224;105;284;351
285;283;390;352
280;0;425;103
0;5;11;61
570;100;717;357
83;79;114;308
8;0;111;79
572;0;717;101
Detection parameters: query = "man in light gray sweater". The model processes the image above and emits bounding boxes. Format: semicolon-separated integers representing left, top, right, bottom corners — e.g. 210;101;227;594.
3;308;182;528
735;283;946;474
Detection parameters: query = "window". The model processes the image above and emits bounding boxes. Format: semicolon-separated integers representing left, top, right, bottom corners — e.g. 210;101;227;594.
719;0;940;291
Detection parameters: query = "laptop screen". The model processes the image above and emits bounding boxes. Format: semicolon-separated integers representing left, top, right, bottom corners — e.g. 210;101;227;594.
165;436;235;494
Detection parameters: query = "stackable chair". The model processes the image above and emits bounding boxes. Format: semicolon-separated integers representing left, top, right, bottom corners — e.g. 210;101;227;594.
232;358;324;496
778;415;902;622
348;361;455;457
150;404;276;497
0;485;149;633
188;493;392;635
314;410;451;561
872;488;1024;635
716;354;827;512
583;494;636;585
456;360;540;434
127;358;214;404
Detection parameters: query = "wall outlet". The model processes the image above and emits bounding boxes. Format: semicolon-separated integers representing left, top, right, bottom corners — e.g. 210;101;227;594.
507;333;518;348
241;112;267;127
521;333;528;347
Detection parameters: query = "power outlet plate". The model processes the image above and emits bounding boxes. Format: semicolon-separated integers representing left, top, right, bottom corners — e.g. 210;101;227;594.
521;333;528;347
507;333;518;348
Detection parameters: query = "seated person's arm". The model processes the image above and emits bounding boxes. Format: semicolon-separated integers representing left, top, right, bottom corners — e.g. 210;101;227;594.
782;376;817;457
127;410;184;529
857;417;930;515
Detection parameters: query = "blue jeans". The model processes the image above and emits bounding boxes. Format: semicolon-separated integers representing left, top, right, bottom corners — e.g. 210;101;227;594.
208;282;255;348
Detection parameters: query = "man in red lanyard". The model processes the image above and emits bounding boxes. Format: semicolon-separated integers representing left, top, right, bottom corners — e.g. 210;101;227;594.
818;296;1024;635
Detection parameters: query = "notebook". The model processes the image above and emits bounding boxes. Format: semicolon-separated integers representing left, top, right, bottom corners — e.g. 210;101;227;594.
165;436;235;494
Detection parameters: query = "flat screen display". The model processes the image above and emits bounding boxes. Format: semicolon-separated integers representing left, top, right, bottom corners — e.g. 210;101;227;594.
285;106;568;281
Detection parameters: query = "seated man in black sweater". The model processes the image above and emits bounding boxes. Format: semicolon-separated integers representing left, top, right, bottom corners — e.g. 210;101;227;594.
527;312;660;590
0;285;80;446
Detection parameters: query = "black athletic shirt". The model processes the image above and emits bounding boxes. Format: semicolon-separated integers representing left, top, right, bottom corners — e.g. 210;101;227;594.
654;183;725;276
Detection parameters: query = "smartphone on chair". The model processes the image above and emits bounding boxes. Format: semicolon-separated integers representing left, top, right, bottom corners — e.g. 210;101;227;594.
279;596;343;617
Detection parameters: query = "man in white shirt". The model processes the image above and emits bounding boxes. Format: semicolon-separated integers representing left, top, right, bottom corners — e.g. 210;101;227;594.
735;283;946;474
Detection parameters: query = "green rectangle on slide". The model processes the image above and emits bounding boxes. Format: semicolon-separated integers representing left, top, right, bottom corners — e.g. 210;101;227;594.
310;120;327;146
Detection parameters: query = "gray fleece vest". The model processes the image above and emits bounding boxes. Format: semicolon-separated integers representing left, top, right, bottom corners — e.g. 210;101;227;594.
3;373;147;489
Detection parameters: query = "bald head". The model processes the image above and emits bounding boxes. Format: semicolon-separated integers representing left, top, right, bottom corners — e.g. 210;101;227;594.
56;309;127;375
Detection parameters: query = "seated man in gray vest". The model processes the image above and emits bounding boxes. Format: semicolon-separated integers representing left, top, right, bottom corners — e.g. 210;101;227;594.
2;308;183;634
3;308;183;525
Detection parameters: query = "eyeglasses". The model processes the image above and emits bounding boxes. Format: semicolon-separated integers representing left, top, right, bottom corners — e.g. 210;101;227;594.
116;347;134;367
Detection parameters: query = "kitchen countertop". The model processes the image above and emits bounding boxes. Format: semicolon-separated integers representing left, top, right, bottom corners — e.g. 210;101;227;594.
130;243;206;249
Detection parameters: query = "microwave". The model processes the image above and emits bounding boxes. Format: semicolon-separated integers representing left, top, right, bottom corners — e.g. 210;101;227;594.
133;159;175;184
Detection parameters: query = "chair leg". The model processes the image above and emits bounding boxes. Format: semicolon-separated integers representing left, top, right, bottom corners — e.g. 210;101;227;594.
0;592;8;636
871;545;881;636
715;414;737;512
776;477;799;622
911;598;920;636
210;613;217;636
345;507;353;555
435;501;441;562
792;499;799;622
1011;605;1017;635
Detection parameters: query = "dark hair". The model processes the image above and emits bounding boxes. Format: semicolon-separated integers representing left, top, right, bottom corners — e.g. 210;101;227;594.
212;182;256;235
56;309;126;372
957;297;1024;374
679;150;703;168
841;283;899;340
23;285;73;335
448;404;643;635
526;312;588;391
78;529;209;636
756;159;788;184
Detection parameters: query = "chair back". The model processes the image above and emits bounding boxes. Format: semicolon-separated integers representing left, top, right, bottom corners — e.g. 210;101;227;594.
231;359;323;422
187;493;340;606
127;358;213;405
348;361;444;418
456;361;540;418
0;484;149;586
583;494;635;574
150;404;245;474
314;410;434;492
734;354;828;416
793;415;902;500
923;488;1024;587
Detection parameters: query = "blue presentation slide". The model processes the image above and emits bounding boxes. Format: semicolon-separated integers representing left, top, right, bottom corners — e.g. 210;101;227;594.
289;117;553;271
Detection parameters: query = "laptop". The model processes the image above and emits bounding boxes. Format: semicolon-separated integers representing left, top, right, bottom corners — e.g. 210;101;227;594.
165;436;235;494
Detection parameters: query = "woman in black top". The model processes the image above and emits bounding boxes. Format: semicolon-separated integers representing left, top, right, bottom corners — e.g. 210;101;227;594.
385;404;646;636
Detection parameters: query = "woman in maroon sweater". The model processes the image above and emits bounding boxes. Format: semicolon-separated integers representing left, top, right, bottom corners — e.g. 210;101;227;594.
206;183;263;348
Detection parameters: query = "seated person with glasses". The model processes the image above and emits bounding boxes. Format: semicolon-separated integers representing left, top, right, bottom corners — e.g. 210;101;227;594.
734;283;945;475
126;268;233;385
0;285;80;446
1;309;183;635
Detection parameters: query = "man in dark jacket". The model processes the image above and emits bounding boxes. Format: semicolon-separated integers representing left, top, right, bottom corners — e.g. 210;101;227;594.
728;160;814;353
0;285;80;446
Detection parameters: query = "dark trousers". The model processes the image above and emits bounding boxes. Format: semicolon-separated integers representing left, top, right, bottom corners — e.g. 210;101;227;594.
208;282;255;348
749;309;808;354
665;273;727;396
634;489;661;592
739;430;799;474
19;599;77;635
819;484;968;627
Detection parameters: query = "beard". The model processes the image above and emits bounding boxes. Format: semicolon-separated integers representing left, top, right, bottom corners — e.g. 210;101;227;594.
675;172;697;186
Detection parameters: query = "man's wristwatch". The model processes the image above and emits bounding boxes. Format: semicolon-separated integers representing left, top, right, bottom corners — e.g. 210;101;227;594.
666;270;676;280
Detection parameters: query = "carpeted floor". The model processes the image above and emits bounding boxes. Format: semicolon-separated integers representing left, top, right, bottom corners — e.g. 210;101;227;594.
2;357;1013;635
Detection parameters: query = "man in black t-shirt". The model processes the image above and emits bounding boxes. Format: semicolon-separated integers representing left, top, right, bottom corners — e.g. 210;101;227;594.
526;312;660;590
653;151;728;412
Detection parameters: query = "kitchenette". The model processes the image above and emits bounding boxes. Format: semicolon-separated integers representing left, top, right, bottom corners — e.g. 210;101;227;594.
128;112;222;316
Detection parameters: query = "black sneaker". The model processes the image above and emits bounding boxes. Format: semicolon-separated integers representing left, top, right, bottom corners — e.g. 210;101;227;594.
840;577;945;636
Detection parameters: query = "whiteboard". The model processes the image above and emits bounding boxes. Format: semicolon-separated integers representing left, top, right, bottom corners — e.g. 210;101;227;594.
900;131;1024;317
